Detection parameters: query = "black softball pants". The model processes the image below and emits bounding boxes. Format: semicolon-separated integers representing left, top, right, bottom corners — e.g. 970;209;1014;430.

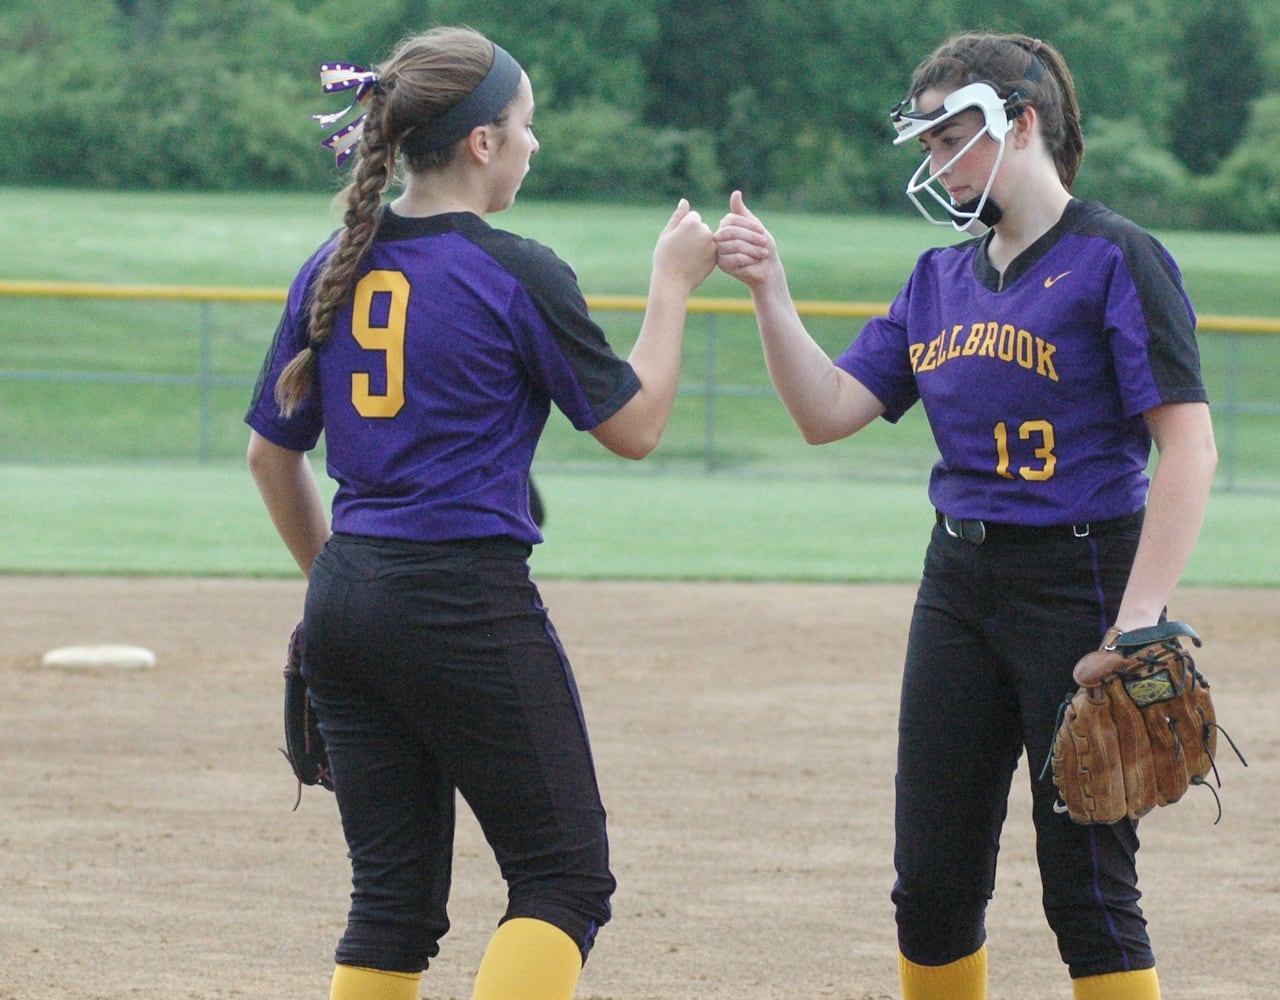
300;533;615;974
891;512;1155;980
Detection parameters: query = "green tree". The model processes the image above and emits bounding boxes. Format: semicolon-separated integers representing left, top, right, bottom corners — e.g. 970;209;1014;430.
112;0;173;47
641;0;914;202
422;0;657;110
1169;0;1264;175
5;0;1280;222
1196;91;1280;230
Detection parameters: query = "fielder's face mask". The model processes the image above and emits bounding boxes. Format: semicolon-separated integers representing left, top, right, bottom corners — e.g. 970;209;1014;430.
889;82;1025;232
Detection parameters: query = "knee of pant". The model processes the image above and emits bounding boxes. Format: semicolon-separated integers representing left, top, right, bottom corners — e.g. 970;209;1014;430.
335;912;449;973
505;884;614;963
1043;882;1152;978
1044;905;1155;979
892;879;988;966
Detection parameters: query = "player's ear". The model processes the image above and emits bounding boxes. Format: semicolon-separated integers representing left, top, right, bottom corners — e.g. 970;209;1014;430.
467;124;495;164
1012;103;1038;149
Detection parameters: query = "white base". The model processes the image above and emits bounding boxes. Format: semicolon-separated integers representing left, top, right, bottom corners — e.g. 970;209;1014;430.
41;644;157;671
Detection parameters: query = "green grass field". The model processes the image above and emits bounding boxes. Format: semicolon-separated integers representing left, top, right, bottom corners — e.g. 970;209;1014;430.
1;188;1277;582
9;187;1280;308
2;462;1276;586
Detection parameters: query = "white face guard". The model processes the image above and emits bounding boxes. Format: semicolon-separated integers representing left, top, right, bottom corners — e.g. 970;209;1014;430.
889;82;1022;232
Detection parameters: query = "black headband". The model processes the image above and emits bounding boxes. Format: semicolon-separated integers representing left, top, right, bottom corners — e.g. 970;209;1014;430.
1024;56;1045;85
414;44;523;152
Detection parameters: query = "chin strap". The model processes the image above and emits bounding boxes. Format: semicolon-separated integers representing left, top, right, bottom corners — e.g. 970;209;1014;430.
950;196;1004;229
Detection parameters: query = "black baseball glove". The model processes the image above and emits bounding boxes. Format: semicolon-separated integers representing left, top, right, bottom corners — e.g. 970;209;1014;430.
280;620;333;808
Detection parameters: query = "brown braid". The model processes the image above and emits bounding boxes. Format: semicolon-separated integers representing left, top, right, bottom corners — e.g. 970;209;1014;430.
905;32;1084;190
274;27;500;417
273;109;392;417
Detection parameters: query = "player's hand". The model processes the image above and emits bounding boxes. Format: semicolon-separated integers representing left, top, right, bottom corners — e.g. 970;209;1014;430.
1072;648;1125;687
714;190;780;291
653;198;716;294
1073;623;1161;687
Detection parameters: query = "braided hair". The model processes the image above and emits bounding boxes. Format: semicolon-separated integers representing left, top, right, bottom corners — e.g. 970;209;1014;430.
275;27;504;417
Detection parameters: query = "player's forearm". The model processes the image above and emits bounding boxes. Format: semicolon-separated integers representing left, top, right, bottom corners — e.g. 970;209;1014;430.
750;273;848;444
247;432;331;577
1114;413;1217;629
629;275;691;411
591;280;689;459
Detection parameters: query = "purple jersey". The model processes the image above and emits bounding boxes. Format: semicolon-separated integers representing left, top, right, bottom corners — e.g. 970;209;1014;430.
246;210;640;543
836;199;1206;526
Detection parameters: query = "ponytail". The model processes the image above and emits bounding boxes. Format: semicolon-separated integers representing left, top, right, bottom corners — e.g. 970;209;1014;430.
273;26;503;417
1024;38;1083;189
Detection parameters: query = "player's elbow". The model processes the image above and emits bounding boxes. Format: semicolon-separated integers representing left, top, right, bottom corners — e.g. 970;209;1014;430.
589;402;667;460
617;441;659;461
799;424;841;446
1201;427;1220;472
792;412;848;446
595;428;662;461
1202;438;1219;480
1150;401;1219;483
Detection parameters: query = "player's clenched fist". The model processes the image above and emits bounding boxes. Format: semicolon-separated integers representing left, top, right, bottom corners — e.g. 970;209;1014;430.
653;198;717;294
714;190;780;291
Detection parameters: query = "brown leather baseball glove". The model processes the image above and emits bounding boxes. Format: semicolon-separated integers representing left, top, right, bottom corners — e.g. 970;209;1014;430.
280;620;333;808
1046;622;1246;825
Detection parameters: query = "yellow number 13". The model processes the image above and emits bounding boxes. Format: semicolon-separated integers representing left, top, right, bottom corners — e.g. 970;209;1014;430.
350;270;409;418
993;419;1057;481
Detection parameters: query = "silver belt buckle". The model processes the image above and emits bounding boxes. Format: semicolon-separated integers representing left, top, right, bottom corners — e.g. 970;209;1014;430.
943;514;986;544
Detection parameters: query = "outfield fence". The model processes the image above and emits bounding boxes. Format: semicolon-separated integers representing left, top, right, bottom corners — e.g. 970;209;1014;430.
2;279;1278;492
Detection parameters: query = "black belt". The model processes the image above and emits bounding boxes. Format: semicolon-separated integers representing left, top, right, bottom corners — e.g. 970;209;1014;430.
935;509;1143;545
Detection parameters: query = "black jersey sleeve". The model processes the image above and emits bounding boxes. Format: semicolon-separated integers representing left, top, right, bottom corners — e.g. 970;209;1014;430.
470;226;641;425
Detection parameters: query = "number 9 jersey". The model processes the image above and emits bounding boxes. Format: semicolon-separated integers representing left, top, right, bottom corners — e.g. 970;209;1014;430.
836;199;1207;527
246;210;640;544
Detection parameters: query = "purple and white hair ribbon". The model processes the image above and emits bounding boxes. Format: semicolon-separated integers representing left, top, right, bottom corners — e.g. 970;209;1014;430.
311;63;380;166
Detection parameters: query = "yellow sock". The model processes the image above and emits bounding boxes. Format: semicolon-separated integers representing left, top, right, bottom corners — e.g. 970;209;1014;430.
899;946;987;1000
329;963;421;1000
472;917;583;1000
1073;968;1161;1000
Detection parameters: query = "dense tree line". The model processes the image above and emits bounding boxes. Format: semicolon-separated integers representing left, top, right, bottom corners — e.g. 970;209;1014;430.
4;0;1279;229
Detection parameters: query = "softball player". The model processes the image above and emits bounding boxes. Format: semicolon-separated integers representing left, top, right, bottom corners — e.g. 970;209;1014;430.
246;26;714;1000
716;31;1216;1000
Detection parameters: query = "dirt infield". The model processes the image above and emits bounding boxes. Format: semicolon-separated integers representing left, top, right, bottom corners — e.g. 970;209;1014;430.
1;576;1276;1000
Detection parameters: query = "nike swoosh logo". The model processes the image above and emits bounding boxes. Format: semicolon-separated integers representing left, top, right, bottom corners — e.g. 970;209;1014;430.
1044;271;1071;288
1052;800;1070;814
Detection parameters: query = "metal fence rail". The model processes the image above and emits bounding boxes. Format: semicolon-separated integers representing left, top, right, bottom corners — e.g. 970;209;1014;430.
2;280;1277;490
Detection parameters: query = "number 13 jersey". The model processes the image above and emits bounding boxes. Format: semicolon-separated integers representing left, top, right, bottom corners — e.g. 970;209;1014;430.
836;198;1207;526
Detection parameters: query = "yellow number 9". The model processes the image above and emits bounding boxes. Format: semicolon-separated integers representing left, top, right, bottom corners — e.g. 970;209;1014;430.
350;270;409;418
